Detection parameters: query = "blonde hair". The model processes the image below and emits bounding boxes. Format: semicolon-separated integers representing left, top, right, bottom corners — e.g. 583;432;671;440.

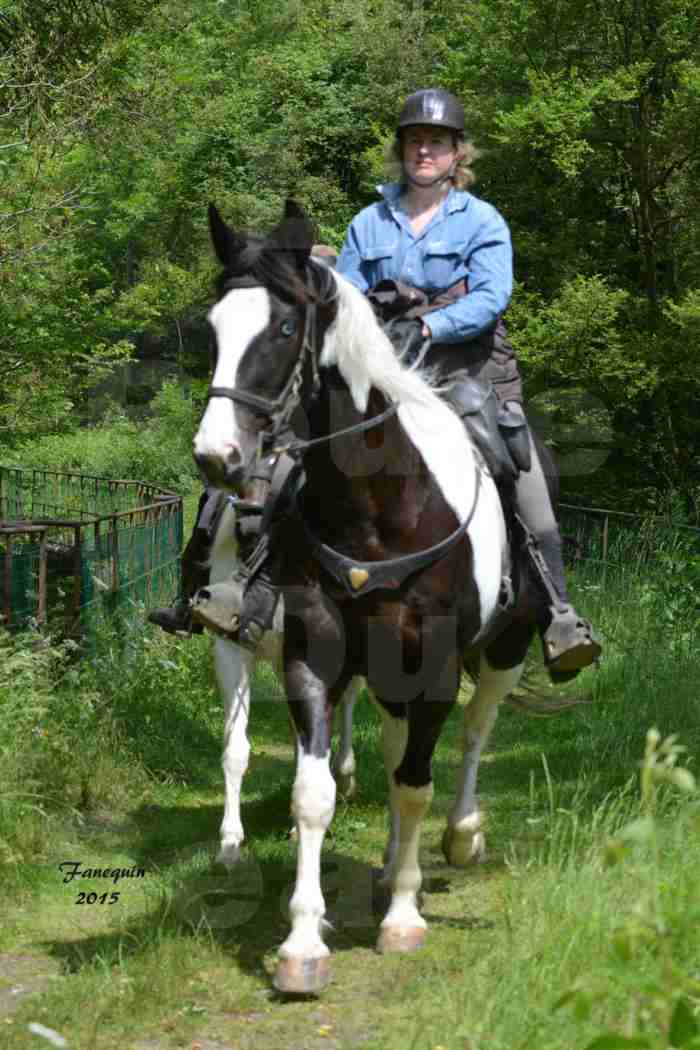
385;134;481;190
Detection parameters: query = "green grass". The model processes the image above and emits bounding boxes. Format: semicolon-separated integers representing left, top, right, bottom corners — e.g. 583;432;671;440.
0;544;699;1050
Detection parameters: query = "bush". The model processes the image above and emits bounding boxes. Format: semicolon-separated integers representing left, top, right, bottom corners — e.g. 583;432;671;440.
0;380;203;493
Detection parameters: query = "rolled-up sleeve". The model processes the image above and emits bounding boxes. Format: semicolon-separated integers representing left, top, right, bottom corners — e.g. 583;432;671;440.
426;207;513;344
336;221;370;293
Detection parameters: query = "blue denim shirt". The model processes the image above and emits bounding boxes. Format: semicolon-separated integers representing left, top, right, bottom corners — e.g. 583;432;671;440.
336;183;513;344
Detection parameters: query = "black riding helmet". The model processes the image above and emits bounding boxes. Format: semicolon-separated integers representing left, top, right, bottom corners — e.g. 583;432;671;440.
397;88;465;138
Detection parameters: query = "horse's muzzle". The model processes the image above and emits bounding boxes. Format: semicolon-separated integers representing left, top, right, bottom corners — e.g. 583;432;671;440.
194;449;246;492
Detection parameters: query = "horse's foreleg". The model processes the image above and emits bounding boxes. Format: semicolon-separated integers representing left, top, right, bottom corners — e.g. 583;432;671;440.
377;658;458;955
275;661;346;995
332;676;362;798
215;637;253;868
442;654;524;867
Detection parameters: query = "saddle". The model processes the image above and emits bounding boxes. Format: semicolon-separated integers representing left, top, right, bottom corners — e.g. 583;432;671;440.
443;374;530;485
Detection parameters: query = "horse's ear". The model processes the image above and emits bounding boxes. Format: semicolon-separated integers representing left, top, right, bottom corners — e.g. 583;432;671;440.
283;198;307;223
266;199;314;268
208;203;245;266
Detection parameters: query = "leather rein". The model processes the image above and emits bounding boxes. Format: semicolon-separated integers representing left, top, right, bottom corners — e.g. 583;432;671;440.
205;274;483;598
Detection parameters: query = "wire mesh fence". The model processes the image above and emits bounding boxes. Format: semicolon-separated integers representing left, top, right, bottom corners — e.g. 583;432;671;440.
0;465;183;641
560;501;700;580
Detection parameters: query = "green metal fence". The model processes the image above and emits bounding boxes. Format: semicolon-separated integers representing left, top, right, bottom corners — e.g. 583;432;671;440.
0;466;183;639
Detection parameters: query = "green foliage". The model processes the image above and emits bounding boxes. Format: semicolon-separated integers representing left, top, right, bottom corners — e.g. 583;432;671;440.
3;380;202;491
555;730;700;1049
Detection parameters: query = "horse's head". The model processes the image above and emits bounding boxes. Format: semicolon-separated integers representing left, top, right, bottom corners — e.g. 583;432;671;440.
194;200;334;490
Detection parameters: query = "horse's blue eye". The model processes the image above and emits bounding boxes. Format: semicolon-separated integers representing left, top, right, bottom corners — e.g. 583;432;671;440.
280;319;297;337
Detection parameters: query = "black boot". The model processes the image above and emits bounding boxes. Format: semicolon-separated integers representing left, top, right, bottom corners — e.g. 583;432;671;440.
148;599;203;635
148;488;224;638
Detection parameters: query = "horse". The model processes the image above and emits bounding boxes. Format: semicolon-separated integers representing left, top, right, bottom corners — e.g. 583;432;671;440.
194;200;545;994
205;496;361;867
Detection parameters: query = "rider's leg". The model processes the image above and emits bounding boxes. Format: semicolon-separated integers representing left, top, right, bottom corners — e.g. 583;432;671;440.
148;487;224;635
506;401;601;676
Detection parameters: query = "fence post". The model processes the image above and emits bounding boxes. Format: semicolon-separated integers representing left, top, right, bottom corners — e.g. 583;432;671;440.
110;514;119;593
2;531;12;628
37;528;48;625
71;525;83;635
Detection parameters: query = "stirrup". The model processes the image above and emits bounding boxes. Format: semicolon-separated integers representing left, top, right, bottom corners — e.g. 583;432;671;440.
542;604;602;677
191;579;246;640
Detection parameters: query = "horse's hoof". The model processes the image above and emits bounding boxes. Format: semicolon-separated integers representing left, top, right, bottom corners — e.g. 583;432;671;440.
273;955;331;995
376;925;426;954
441;825;486;867
215;841;242;868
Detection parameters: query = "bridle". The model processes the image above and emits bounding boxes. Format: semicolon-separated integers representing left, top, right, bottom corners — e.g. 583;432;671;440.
205;272;399;464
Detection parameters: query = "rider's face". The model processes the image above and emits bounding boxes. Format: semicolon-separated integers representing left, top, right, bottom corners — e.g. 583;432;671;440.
402;125;457;185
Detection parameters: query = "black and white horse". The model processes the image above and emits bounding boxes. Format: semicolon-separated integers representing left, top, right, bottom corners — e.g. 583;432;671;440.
194;201;543;993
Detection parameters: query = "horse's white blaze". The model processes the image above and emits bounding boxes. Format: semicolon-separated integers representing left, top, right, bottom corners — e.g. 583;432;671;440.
448;655;524;838
194;287;271;468
381;782;433;932
280;751;336;960
321;273;506;628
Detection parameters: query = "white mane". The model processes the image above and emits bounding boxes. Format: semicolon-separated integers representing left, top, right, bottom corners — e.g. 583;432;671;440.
320;272;478;524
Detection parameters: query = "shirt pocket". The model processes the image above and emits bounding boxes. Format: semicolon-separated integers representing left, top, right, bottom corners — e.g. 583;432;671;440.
423;240;467;292
360;242;394;284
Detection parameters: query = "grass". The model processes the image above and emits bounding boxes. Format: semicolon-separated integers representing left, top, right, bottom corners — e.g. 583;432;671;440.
0;535;699;1049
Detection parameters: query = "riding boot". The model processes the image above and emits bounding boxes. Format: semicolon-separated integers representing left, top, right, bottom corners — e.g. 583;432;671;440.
510;404;602;681
147;488;225;636
190;543;282;649
188;457;301;647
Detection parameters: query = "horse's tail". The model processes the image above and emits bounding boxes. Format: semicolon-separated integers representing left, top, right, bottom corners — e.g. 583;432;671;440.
463;658;596;716
502;681;596;716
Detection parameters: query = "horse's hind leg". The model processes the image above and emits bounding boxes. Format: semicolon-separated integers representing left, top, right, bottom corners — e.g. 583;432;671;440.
332;676;363;798
442;652;524;867
215;636;254;867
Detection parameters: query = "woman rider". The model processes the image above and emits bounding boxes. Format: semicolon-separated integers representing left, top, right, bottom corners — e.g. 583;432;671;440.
150;87;601;678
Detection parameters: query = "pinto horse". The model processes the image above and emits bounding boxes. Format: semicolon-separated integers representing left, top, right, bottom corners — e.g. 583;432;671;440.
194;201;543;994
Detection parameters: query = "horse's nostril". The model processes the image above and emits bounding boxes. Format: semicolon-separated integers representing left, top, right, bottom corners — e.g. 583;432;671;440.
226;446;242;467
198;588;211;601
